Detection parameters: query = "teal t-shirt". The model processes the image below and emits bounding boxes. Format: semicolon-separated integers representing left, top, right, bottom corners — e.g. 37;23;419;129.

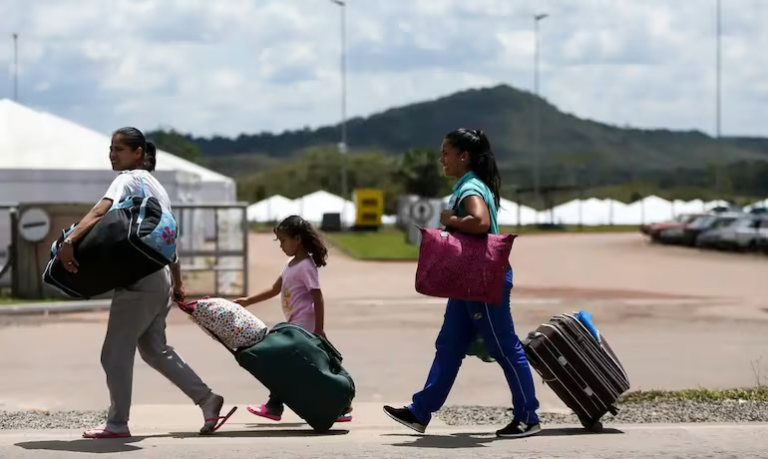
447;171;499;234
447;171;502;364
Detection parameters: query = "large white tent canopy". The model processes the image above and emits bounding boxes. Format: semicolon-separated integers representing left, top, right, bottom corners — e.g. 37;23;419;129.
0;98;235;202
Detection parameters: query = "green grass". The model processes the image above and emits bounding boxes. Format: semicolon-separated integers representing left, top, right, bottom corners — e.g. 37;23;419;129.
323;225;640;261
620;387;768;403
500;224;639;234
324;229;419;261
0;296;32;306
249;222;277;233
0;294;64;306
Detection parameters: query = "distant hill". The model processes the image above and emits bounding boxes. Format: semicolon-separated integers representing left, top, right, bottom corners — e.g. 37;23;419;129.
156;84;768;173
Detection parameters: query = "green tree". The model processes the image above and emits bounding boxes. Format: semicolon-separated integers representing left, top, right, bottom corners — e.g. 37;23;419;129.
149;129;201;162
392;148;451;198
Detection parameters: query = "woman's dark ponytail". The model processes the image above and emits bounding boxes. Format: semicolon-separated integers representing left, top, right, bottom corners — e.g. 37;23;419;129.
143;141;157;172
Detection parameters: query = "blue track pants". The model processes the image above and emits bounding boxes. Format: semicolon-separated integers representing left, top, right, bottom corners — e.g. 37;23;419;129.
408;269;540;425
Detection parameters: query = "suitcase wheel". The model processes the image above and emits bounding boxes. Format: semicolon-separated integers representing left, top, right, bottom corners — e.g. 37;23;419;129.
580;417;603;433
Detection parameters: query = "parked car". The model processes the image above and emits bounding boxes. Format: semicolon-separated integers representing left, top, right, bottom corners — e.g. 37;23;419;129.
758;230;768;254
716;216;768;252
659;212;742;246
696;216;768;251
642;214;703;242
695;224;733;250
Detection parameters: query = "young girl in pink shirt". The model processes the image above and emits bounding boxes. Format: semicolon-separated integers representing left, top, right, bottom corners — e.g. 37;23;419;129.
235;215;352;423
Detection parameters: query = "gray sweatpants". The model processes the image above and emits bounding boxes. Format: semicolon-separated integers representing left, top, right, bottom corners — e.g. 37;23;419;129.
101;266;212;427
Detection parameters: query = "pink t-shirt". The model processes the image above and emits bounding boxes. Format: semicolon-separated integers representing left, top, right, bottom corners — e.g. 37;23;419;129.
280;257;320;332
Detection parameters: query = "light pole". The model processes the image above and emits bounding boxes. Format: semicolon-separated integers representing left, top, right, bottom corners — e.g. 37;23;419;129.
715;0;723;200
12;33;18;101
533;13;548;209
329;0;349;224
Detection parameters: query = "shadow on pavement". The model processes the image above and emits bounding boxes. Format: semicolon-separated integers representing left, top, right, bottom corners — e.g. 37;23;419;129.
383;427;624;449
538;427;624;436
14;438;143;454
243;422;307;429
165;429;351;439
14;428;350;454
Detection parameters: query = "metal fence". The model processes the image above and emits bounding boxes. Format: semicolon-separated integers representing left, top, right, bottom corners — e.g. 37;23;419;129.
173;202;249;298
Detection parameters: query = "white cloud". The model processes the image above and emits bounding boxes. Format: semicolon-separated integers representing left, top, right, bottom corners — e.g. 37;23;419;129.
0;0;765;139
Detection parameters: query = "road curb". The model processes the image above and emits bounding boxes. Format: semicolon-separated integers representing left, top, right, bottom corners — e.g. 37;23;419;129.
0;300;111;316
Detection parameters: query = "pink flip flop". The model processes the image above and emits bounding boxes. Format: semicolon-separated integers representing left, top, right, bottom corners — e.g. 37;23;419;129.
336;413;353;422
247;404;282;421
82;427;131;439
200;406;238;435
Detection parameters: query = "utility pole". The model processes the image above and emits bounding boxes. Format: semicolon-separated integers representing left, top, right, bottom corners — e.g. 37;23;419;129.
533;13;548;208
715;0;723;201
329;0;349;223
12;33;18;101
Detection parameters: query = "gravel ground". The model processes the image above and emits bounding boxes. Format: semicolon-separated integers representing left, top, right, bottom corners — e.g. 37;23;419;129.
3;401;767;430
437;400;768;426
0;410;107;430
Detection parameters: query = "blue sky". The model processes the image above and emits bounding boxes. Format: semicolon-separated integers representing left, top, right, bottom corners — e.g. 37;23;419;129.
1;0;766;138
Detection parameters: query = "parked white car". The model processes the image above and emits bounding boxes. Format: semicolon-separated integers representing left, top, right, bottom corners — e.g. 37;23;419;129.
713;216;768;251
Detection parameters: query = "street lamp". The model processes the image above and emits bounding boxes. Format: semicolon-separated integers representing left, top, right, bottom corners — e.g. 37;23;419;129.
329;0;349;223
714;0;723;200
533;13;548;209
12;33;18;101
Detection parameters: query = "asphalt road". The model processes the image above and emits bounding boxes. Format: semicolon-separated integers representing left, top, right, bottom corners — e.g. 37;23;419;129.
2;424;767;459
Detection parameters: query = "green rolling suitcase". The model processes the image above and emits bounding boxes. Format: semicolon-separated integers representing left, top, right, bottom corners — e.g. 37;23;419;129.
179;300;356;433
235;323;355;432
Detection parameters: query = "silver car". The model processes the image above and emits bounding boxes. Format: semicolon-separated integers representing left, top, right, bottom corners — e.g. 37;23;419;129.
710;216;768;252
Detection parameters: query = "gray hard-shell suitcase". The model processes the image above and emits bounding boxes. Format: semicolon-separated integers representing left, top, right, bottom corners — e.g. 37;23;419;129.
523;312;630;432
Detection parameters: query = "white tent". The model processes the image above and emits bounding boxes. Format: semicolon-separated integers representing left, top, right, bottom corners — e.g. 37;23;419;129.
745;199;768;212
294;190;356;225
703;199;730;211
672;199;706;216
551;198;614;225
497;198;540;226
0;99;235;203
615;196;675;224
247;195;300;222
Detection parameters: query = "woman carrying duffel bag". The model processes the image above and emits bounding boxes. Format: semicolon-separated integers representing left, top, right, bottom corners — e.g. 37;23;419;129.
54;127;236;439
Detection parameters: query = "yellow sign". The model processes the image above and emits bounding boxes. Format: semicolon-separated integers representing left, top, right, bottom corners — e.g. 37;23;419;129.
354;188;384;227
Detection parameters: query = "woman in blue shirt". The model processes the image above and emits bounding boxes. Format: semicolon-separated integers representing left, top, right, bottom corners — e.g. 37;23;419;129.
384;128;541;438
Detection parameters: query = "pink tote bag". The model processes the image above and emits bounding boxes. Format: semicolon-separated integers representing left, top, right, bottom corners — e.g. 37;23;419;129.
415;227;516;304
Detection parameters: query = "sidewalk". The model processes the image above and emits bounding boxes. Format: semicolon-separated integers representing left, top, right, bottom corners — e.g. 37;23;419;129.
1;404;766;459
0;300;110;316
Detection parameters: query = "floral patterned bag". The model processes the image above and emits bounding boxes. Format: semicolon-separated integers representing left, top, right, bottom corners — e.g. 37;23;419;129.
177;297;268;351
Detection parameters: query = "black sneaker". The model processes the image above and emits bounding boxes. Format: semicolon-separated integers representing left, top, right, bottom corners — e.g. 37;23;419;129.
382;405;426;433
495;420;542;438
